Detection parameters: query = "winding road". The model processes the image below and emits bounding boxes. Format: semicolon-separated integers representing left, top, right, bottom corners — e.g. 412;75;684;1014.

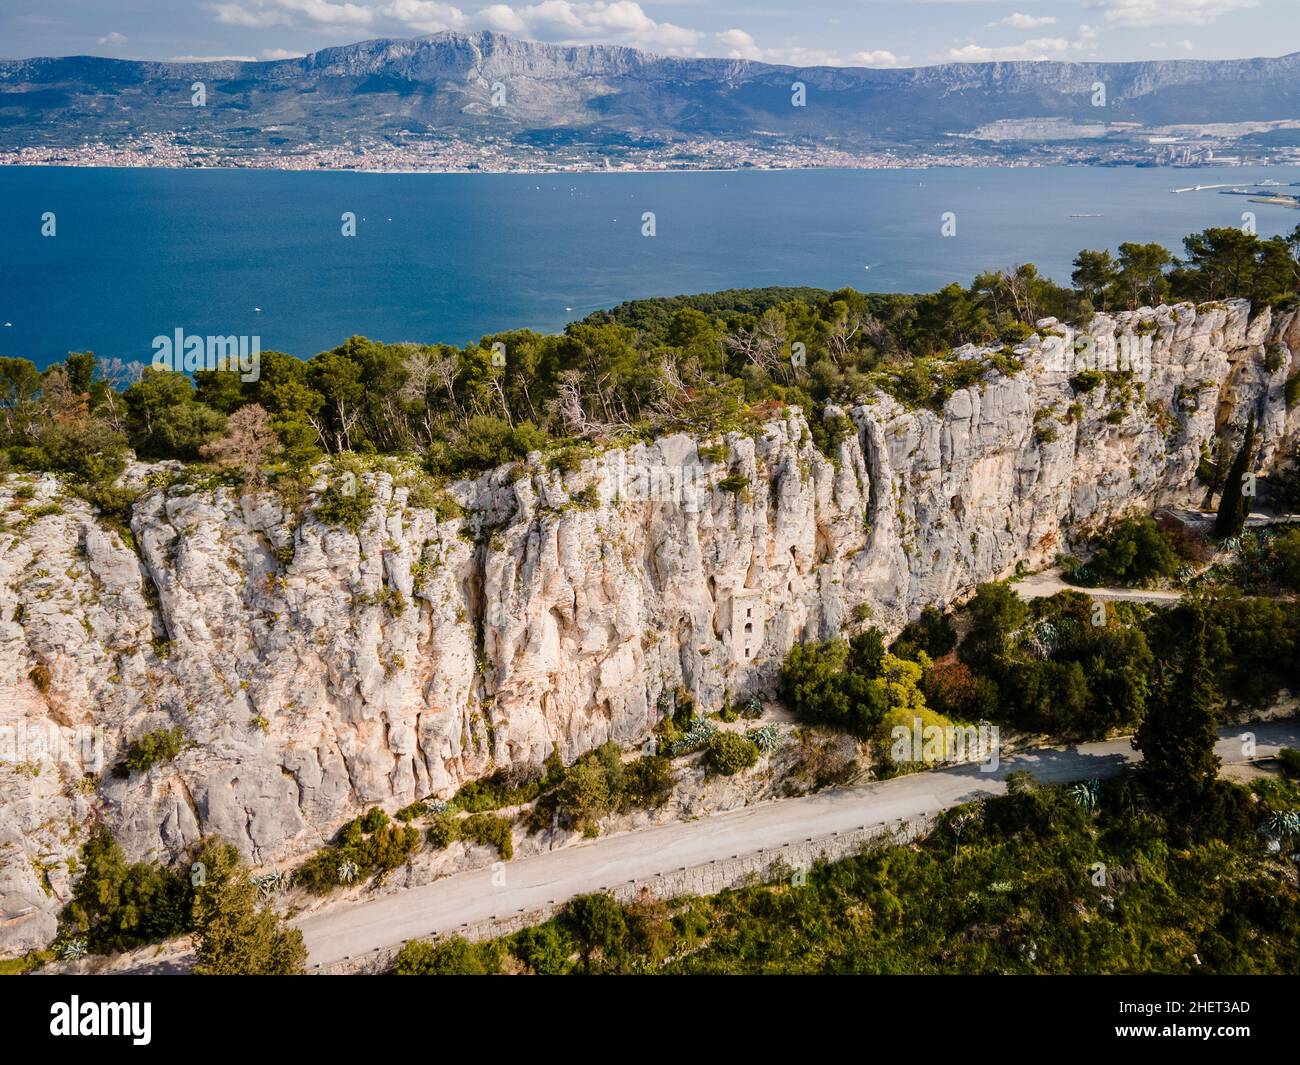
297;721;1300;968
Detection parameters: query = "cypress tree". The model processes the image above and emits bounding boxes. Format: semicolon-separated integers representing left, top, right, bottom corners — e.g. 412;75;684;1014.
1215;410;1257;538
1134;607;1221;802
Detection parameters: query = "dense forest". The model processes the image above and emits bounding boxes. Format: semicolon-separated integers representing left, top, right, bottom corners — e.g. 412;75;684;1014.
1;225;1298;514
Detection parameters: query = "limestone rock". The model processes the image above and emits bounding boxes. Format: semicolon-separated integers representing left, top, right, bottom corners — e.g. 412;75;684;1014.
1;300;1297;955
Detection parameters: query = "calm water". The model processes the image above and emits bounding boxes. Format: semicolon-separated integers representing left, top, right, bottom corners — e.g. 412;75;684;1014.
2;165;1298;368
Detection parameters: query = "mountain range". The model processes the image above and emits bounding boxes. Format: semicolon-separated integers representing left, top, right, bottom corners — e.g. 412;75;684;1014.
2;31;1300;162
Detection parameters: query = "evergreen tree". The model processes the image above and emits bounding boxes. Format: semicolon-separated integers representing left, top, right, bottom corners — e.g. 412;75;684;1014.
64;827;191;954
1134;608;1221;802
190;838;306;975
1215;411;1258;538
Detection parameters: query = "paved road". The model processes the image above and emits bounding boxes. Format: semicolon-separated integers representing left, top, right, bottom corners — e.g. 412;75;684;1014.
297;721;1300;967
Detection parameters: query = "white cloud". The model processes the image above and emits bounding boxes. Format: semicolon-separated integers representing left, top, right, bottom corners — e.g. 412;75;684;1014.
208;0;700;54
943;22;1103;62
1082;0;1259;28
201;1;923;64
714;29;906;67
717;28;762;61
209;0;380;30
945;36;1071;61
97;31;128;45
379;0;466;34
276;0;376;27
209;4;291;28
263;48;308;58
479;4;526;33
478;2;700;52
990;13;1056;29
850;50;906;67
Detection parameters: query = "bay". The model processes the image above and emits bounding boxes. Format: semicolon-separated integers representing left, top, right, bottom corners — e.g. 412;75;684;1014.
1;164;1297;368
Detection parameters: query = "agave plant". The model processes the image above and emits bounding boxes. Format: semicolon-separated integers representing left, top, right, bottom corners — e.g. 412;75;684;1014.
60;938;87;961
1265;810;1300;839
1069;779;1101;811
1026;620;1058;660
746;724;781;754
662;719;718;758
251;869;288;898
338;859;359;884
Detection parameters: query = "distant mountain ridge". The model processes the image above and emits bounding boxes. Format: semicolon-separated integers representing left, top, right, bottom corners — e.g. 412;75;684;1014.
2;31;1299;157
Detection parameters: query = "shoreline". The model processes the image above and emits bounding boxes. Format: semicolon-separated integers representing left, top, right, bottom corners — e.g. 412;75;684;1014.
5;161;1300;178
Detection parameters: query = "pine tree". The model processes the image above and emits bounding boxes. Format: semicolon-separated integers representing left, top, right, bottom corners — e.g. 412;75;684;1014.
190;838;306;975
1215;411;1257;538
1134;608;1221;802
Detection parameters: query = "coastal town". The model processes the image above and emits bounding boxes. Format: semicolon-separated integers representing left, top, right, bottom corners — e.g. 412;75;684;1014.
5;126;1300;174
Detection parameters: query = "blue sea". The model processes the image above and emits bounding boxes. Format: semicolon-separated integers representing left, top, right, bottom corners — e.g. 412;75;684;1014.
1;165;1298;368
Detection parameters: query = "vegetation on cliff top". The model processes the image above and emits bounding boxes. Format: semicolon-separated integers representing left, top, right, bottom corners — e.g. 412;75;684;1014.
2;226;1297;519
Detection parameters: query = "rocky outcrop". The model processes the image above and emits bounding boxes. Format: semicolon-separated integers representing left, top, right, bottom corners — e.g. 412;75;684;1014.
2;298;1297;955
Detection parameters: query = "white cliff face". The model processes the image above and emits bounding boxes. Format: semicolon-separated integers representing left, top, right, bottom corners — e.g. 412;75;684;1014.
2;299;1297;955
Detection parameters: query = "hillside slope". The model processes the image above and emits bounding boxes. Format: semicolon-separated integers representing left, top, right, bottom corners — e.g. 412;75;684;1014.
1;298;1297;955
3;32;1299;153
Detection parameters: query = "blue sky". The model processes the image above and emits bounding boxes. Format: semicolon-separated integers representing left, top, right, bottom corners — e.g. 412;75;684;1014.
2;1;1291;66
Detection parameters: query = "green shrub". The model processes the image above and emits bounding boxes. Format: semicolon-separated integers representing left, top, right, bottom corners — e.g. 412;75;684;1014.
891;606;956;661
426;811;462;849
461;813;514;860
426;416;547;479
1086;512;1178;588
623;755;674;808
1285;372;1300;410
1269;528;1300;591
569;484;600;509
294;814;421;894
552;749;618;833
392;936;496;975
706;732;760;776
433;493;464;522
1278;748;1300;780
560;893;630;973
314;471;374;532
359;807;390;833
113;726;188;778
395;801;429;822
451;761;554;812
510;923;576;975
